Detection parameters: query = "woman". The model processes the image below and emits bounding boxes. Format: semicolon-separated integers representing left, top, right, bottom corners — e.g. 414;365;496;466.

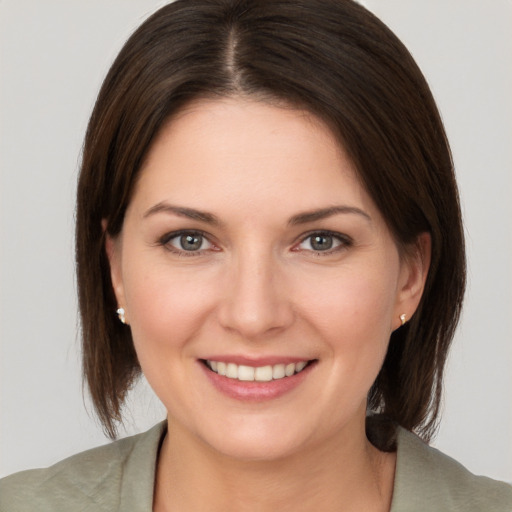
1;0;510;510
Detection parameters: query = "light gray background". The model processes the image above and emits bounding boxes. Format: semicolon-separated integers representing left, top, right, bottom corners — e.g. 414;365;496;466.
1;1;511;481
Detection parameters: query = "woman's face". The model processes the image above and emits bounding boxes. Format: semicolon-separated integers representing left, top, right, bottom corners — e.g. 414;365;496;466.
107;98;427;460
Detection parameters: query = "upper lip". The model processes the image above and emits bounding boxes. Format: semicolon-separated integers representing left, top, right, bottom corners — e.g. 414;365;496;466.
200;355;315;367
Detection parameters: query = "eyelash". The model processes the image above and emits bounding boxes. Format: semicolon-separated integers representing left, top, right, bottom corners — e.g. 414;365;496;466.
157;230;353;257
294;230;353;256
158;230;215;257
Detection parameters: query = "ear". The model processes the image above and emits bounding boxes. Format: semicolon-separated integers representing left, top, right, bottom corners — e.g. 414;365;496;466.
102;220;128;323
393;232;431;330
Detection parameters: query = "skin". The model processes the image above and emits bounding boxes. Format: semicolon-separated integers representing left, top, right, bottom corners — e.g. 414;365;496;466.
106;98;430;511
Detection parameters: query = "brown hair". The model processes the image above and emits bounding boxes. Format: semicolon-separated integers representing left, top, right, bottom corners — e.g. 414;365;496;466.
76;0;465;447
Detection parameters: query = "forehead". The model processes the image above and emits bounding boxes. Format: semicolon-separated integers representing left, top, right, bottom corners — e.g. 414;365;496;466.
131;97;374;219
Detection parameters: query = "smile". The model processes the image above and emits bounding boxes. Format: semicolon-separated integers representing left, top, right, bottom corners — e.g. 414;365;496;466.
205;360;310;382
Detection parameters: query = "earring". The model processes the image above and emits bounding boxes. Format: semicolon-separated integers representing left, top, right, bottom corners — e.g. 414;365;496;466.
399;313;407;326
116;307;126;324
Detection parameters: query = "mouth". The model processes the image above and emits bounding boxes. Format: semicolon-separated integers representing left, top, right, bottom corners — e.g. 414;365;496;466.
202;359;314;382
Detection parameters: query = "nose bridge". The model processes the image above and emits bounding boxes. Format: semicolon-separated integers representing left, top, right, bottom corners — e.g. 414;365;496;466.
218;243;293;338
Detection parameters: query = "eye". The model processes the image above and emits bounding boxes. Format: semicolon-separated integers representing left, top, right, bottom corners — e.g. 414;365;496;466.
161;231;213;254
296;231;351;253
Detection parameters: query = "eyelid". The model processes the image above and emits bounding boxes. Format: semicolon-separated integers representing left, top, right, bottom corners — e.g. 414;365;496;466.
158;229;219;256
156;229;351;256
293;230;353;254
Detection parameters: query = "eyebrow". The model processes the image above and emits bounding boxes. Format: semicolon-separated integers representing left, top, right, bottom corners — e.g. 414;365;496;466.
143;202;221;225
143;202;371;226
288;206;372;225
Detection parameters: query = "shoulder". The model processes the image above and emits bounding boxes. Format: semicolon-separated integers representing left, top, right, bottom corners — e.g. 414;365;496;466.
0;422;165;512
391;427;512;512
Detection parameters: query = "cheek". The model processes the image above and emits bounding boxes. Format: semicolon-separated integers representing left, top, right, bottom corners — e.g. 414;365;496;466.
121;263;222;411
296;264;398;341
123;263;218;361
292;262;399;391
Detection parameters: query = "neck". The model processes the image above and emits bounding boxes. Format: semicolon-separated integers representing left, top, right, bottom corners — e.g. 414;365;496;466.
153;417;396;512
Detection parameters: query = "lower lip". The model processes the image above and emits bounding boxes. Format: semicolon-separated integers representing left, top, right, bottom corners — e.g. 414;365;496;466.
199;361;315;402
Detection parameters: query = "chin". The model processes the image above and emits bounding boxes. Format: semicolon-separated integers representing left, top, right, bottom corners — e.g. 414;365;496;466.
208;432;308;462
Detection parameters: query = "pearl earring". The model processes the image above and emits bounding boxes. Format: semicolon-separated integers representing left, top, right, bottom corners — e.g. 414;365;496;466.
400;313;407;326
116;307;126;324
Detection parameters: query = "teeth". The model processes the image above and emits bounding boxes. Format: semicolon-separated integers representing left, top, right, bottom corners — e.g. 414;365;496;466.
285;363;296;377
272;364;285;379
295;361;307;372
238;365;255;381
226;363;238;378
206;360;310;382
217;362;227;376
254;365;273;382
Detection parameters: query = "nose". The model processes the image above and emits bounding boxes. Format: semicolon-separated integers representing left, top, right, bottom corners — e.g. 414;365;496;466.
217;249;294;340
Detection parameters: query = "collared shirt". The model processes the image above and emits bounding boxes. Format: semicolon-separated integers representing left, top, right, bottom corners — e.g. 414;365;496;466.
1;422;511;511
